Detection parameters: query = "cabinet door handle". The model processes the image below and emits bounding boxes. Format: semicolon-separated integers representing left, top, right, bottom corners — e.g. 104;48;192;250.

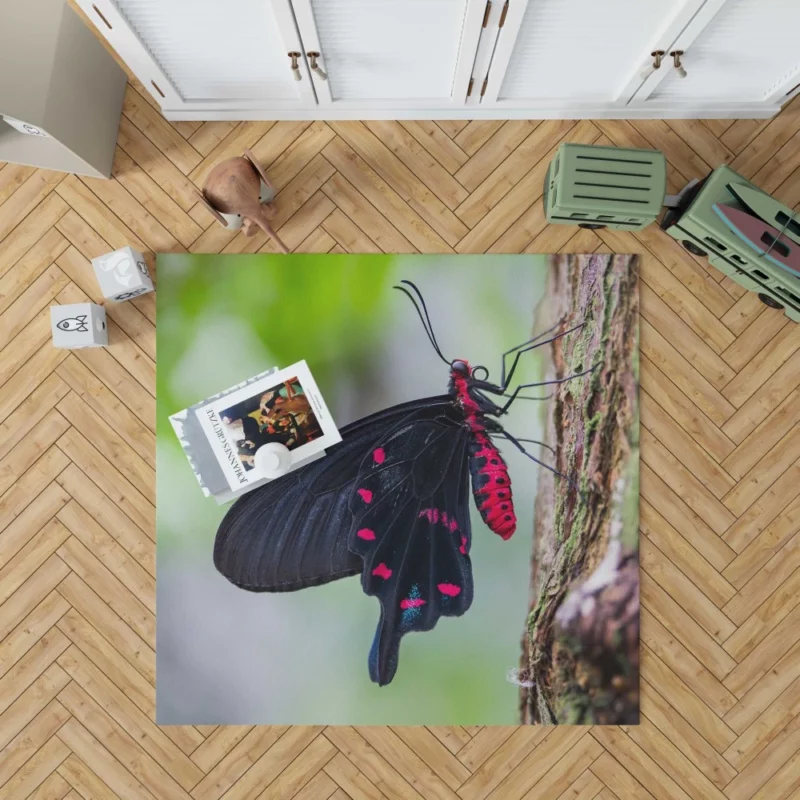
288;52;302;81
670;50;687;79
640;50;665;81
307;52;328;81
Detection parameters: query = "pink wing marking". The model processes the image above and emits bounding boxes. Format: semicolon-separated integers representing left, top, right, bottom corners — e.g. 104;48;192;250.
418;507;457;531
357;528;376;541
373;447;386;465
400;598;426;610
357;488;373;504
372;562;392;579
438;583;461;597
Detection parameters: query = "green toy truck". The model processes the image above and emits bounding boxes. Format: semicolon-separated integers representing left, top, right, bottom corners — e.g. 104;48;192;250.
543;143;667;231
660;165;800;323
543;142;800;323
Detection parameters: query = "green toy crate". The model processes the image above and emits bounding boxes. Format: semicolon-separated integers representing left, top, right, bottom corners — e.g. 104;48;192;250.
661;165;800;322
544;143;667;231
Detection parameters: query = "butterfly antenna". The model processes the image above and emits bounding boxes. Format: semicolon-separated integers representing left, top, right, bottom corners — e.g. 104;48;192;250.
394;282;450;366
400;280;450;362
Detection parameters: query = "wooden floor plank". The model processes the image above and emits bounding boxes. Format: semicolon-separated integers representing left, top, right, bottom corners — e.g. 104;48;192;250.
364;120;469;210
641;463;736;573
400;121;469;174
458;121;598;251
454;120;575;229
0;555;70;643
591;726;699;800
523;734;603;800
641;537;736;643
116;116;201;212
0;732;71;800
722;325;800;408
638;681;737;790
641;320;736;428
453;121;536;192
639;259;736;356
641;499;735;609
639;645;737;753
0;170;64;244
1;71;800;800
641;574;737;682
55;571;155;686
0;163;37;208
57;718;158;800
0;665;70;759
122;86;202;176
111;148;202;249
321;175;412;253
324;133;456;252
0;591;69;685
57;681;194;800
263;122;335;192
55;536;154;646
641;429;737;535
591;751;655;799
723;535;800;631
724;641;800;734
0;698;71;791
454;121;506;156
641;608;737;717
0;193;69;277
640;356;736;463
57;645;204;790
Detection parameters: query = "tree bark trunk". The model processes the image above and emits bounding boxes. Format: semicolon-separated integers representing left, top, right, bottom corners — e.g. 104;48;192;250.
519;254;640;725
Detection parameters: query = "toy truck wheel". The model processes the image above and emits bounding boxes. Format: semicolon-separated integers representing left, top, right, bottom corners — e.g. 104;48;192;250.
682;240;707;257
578;223;607;229
758;293;784;310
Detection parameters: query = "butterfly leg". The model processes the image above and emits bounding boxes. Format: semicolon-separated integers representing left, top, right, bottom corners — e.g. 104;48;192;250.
494;427;580;493
500;364;598;413
499;320;564;387
500;322;585;391
506;436;556;457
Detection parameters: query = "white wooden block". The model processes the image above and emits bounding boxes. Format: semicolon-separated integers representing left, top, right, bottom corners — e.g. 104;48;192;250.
91;246;154;301
50;303;108;349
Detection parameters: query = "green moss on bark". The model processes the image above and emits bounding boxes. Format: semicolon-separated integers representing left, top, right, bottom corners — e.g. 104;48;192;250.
519;254;640;725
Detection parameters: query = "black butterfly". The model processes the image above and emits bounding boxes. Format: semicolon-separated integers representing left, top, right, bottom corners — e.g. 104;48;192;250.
214;281;590;685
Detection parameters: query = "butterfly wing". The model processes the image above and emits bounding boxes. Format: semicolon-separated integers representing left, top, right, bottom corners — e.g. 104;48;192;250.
213;396;454;593
347;408;473;685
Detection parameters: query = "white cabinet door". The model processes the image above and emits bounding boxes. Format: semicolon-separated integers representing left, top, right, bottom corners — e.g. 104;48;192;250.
479;0;709;110
75;0;317;112
289;0;487;108
631;0;800;109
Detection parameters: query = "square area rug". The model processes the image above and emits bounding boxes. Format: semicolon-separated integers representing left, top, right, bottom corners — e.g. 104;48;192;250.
156;253;640;725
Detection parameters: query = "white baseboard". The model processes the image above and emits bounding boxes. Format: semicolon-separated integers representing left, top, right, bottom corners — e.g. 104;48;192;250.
162;104;780;122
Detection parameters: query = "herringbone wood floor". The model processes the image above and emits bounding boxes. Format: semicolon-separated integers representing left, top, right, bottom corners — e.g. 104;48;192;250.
2;66;800;800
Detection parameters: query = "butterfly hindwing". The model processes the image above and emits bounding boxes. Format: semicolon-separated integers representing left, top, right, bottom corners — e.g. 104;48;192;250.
348;407;473;685
213;396;454;593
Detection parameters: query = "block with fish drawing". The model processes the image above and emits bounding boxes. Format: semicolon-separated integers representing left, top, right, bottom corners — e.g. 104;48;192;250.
50;303;108;349
91;246;154;302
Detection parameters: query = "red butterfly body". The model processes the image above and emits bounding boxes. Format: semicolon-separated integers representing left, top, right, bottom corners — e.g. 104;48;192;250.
451;361;516;540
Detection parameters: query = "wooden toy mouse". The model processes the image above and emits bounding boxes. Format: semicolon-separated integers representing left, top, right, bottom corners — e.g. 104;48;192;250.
196;149;289;253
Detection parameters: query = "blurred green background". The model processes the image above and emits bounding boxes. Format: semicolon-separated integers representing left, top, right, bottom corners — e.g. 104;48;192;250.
156;253;549;724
